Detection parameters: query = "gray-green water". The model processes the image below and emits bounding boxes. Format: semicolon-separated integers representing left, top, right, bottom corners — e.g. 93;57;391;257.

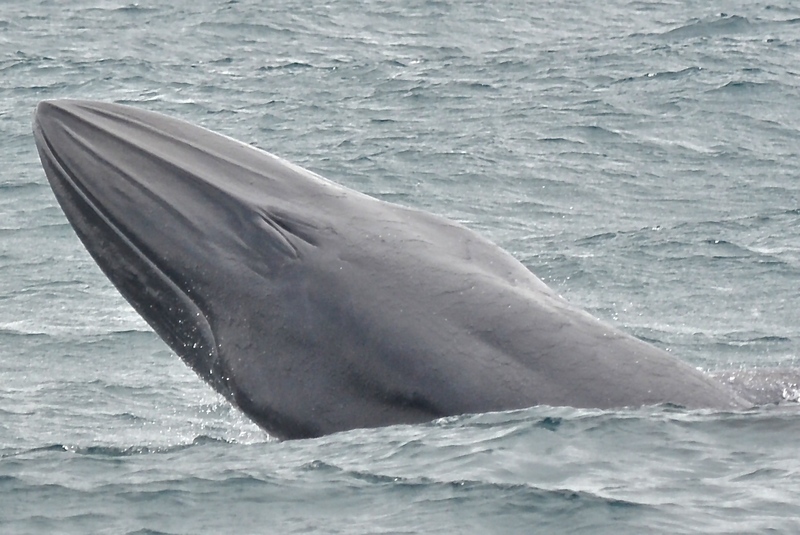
2;1;800;533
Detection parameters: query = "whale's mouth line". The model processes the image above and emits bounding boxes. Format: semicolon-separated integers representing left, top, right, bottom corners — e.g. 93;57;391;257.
34;115;227;393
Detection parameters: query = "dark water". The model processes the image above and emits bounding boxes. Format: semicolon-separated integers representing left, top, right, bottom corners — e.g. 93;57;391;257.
2;0;800;533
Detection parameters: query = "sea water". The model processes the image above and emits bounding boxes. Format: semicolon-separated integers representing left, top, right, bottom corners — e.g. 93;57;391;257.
1;0;800;533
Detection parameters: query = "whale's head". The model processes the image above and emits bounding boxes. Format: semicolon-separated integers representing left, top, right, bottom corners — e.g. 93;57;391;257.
32;100;350;433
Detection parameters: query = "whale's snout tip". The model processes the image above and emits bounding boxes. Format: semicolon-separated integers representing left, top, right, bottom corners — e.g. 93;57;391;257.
33;100;66;140
34;99;88;131
34;99;63;123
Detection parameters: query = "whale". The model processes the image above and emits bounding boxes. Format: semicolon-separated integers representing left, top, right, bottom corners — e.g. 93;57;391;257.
32;99;748;439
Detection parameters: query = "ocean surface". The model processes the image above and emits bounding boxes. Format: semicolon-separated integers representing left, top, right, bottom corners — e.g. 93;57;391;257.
2;0;800;533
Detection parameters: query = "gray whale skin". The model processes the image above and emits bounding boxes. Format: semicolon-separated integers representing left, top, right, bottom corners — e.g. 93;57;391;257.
33;100;747;439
